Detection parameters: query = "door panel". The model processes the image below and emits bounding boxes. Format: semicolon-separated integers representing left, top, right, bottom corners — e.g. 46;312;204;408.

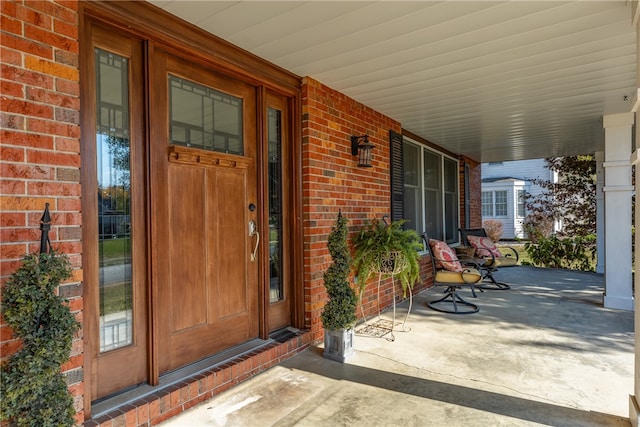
151;50;259;373
168;166;207;332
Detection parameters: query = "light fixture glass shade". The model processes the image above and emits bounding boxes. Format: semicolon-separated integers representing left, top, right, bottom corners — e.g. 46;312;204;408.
351;135;374;167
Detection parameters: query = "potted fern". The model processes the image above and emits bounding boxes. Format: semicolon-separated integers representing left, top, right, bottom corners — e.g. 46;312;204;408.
352;216;422;311
321;210;358;362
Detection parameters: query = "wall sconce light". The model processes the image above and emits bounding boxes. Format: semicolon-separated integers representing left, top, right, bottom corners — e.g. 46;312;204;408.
351;135;374;167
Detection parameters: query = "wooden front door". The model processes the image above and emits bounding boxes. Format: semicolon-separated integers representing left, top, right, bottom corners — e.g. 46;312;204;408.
150;49;260;373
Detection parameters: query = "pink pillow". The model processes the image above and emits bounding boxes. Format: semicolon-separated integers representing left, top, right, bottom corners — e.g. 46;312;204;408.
429;239;463;272
467;235;501;258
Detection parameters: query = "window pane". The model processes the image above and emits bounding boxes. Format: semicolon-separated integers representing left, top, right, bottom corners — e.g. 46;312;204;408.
423;151;440;190
403;143;420;186
169;75;243;155
403;142;422;233
443;158;458;243
424;150;442;239
495;191;508;216
403;187;422;234
95;48;133;353
517;190;526;217
425;189;442;240
268;108;283;303
482;191;493;217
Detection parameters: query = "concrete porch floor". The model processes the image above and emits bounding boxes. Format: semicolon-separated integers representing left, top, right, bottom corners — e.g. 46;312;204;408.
161;266;634;427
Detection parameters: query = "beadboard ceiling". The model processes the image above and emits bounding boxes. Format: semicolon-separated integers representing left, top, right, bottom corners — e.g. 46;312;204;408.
150;1;637;162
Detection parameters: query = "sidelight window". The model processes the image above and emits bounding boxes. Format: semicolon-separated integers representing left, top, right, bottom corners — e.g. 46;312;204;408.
95;48;133;352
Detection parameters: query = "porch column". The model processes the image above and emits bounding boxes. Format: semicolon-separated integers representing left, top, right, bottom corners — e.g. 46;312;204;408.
602;112;634;311
595;151;605;274
632;147;640;426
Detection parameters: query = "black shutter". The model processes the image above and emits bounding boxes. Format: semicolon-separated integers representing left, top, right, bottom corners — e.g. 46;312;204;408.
389;130;404;222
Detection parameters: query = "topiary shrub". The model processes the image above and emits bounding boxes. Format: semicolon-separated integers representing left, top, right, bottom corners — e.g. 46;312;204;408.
321;210;358;331
1;251;80;427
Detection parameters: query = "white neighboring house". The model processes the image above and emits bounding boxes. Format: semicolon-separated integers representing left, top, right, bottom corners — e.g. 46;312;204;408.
481;159;559;239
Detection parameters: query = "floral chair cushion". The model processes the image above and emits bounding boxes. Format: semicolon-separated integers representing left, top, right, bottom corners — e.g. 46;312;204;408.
467;235;502;258
429;239;463;272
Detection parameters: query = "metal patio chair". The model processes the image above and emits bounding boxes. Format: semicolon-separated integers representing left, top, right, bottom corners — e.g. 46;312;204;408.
423;233;482;314
459;228;518;290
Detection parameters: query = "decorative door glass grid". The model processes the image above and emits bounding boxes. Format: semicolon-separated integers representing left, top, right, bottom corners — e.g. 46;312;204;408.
169;75;243;155
268;108;283;302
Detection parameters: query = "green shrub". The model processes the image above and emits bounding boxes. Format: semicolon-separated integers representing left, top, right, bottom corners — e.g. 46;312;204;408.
524;234;596;271
1;251;80;427
321;211;358;331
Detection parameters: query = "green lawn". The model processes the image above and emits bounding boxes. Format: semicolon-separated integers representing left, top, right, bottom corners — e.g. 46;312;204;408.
99;237;131;266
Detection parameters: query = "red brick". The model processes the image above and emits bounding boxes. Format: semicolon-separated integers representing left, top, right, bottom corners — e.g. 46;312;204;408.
0;0;17;17
26;87;79;109
0;212;26;227
55;78;79;96
1;98;54;119
0;179;26;195
1;163;55;180
0;112;26;130
0;32;53;60
0;15;22;36
27;1;77;25
1;130;54;149
54;137;79;153
53;17;77;39
14;2;53;29
24;24;78;54
26;149;80;167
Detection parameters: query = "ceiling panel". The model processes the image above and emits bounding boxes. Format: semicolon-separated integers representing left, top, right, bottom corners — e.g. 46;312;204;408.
151;1;636;162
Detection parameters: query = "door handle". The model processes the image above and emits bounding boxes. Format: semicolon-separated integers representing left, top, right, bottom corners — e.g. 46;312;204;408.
249;220;259;262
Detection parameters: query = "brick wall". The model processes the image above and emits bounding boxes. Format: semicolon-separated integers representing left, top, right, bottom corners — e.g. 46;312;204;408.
301;77;431;340
0;0;84;423
459;156;482;229
464;157;483;228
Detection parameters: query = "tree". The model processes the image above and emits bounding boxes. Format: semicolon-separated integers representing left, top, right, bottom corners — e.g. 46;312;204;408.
524;155;596;239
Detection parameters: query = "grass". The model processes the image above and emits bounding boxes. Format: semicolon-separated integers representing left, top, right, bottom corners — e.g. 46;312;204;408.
99;237;131;266
100;282;131;316
497;241;532;265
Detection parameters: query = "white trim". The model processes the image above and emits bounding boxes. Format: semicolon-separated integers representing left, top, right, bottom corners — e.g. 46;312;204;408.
603;160;632;168
603;112;635;128
603;185;635;192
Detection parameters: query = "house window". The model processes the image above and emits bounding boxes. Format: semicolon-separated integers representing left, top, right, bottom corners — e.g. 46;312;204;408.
481;191;493;217
517;190;526;218
401;138;459;243
482;190;508;217
495;191;508;216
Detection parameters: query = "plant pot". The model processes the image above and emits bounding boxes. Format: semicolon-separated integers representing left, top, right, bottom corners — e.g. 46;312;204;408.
323;328;354;362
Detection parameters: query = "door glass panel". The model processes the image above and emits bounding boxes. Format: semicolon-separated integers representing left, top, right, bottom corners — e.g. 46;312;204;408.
95;48;133;353
268;108;283;302
169;75;243;155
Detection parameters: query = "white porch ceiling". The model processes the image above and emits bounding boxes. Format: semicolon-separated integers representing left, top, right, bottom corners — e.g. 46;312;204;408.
150;1;637;162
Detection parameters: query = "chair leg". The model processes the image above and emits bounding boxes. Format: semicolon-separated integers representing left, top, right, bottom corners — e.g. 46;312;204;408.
479;267;511;290
427;286;479;314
